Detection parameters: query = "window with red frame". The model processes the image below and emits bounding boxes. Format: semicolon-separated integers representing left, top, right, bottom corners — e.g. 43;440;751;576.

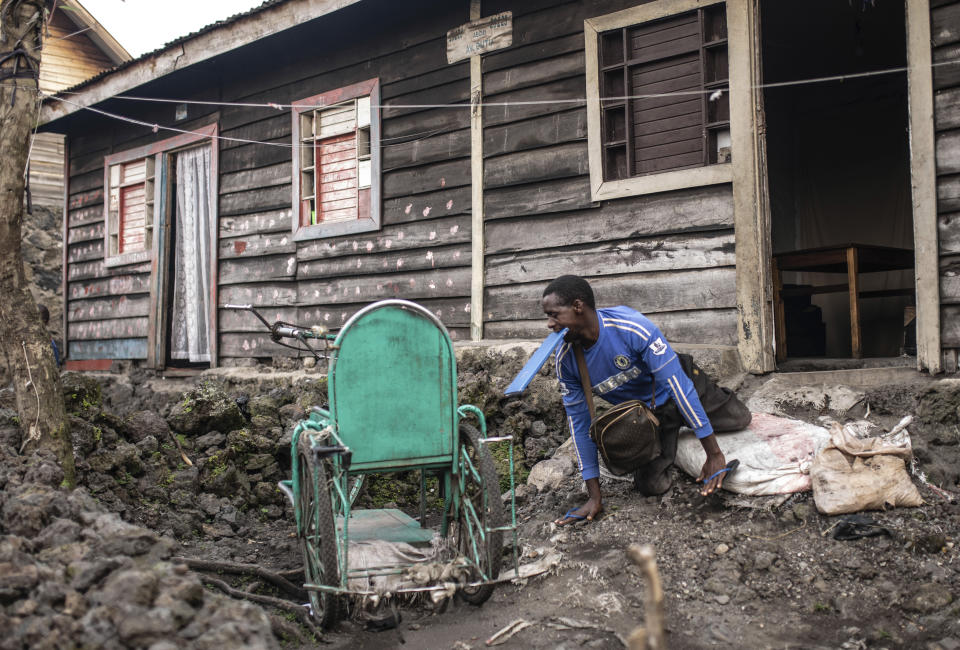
292;79;380;240
106;157;154;257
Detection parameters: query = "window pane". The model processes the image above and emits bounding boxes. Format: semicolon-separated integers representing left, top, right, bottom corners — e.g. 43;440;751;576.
601;30;624;66
704;45;729;84
358;159;371;189
604;146;627;180
703;5;727;42
603;107;626;142
318;103;356;138
356;96;371;129
709;127;731;164
300;111;314;139
357;127;371;159
707;91;729;123
122;159;146;184
602;69;625;102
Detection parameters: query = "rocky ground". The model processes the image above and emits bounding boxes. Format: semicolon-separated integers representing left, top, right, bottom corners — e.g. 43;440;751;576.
1;349;959;649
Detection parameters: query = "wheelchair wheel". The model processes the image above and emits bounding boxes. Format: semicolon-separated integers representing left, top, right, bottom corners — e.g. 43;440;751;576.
454;422;505;605
297;434;342;628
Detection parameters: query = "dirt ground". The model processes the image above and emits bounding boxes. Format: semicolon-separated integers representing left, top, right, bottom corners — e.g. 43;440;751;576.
4;358;960;650
181;370;960;650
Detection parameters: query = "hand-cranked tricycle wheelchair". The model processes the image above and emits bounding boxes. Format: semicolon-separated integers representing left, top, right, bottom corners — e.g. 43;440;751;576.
225;300;518;627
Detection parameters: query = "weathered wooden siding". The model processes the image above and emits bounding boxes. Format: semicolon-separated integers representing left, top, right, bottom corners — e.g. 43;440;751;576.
32;10;118;206
62;1;474;363
480;0;737;347
933;0;960;371
64;109;219;361
38;10;115;96
214;3;473;360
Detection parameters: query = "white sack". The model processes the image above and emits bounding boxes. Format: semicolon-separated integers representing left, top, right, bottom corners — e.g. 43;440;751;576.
676;412;831;495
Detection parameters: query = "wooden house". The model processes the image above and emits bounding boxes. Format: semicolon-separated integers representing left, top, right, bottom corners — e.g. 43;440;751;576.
38;0;960;374
31;0;130;206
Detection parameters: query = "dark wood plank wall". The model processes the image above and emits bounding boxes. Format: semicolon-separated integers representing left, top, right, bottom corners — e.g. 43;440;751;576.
215;3;473;360
62;2;476;362
933;0;960;368
62;0;741;364
480;0;738;347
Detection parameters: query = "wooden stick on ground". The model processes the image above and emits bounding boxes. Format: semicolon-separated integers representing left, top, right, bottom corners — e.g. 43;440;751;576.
626;544;666;650
172;556;307;601
200;575;321;640
167;430;194;467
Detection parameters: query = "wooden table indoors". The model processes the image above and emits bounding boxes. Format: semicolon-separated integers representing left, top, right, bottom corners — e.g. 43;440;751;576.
772;244;915;361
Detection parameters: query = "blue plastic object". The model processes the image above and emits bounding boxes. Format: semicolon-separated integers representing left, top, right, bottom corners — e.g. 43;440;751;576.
504;329;567;396
703;459;740;483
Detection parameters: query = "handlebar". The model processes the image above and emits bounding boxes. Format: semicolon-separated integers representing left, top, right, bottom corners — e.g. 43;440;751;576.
223;304;335;360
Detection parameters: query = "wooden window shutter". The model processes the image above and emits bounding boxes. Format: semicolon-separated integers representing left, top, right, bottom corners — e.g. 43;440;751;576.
599;4;730;180
107;158;152;257
291;78;381;237
119;183;147;253
630;13;704;174
316;131;359;224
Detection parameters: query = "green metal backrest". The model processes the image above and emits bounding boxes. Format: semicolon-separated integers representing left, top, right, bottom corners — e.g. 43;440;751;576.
328;300;457;471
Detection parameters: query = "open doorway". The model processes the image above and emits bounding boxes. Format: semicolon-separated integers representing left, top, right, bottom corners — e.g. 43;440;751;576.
762;0;915;363
163;145;215;369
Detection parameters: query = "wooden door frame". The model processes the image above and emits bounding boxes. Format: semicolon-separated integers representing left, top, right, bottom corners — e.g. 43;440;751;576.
145;124;220;369
730;0;775;373
905;0;941;373
738;0;940;373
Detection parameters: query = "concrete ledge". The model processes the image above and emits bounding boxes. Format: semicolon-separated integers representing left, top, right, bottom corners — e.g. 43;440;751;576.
768;366;931;388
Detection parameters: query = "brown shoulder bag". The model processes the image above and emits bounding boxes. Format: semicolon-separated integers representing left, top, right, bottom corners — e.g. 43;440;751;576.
574;343;661;476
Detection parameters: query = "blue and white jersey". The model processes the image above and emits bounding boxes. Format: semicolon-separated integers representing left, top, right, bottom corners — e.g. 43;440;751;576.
554;306;713;481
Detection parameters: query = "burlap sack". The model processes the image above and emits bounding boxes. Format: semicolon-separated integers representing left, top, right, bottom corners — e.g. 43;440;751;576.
811;423;923;515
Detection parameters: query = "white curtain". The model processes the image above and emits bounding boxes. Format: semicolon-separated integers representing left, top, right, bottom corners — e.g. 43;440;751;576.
170;146;212;362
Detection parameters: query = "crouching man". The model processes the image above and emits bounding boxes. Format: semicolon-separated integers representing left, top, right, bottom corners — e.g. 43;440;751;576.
541;275;751;526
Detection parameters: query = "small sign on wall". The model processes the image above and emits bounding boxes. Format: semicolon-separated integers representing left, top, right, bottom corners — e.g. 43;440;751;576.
446;11;512;64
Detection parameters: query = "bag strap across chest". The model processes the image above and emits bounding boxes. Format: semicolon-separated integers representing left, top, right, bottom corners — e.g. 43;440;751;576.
572;342;655;421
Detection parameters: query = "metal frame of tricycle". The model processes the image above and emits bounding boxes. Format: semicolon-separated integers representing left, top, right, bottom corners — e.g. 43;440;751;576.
278;300;520;598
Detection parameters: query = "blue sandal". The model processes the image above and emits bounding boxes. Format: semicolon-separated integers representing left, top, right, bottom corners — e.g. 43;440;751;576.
557;508;587;524
703;459;740;484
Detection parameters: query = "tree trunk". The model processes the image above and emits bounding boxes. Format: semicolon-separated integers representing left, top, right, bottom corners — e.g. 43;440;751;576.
0;0;74;486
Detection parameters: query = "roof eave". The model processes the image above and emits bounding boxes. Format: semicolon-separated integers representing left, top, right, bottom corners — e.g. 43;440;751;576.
61;0;132;66
40;0;363;126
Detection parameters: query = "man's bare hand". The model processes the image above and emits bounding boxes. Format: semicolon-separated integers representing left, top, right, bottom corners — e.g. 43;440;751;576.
697;451;727;496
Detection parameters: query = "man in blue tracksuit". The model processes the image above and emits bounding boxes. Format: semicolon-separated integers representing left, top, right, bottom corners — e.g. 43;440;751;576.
542;275;749;525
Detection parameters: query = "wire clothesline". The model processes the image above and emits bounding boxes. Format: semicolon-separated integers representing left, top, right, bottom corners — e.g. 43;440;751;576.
50;58;958;111
16;57;958;152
